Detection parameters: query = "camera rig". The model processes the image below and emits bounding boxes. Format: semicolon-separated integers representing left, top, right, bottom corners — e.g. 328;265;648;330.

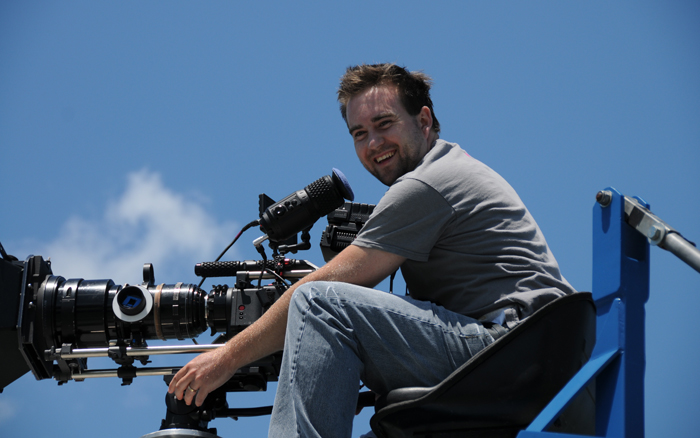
0;171;374;438
4;253;318;388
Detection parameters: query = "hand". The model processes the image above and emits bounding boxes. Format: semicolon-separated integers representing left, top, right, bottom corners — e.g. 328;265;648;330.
167;345;238;407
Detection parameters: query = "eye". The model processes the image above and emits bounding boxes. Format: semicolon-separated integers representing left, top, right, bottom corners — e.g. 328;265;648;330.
353;130;366;140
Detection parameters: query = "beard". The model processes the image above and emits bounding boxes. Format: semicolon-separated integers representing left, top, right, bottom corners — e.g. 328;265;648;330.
367;122;428;186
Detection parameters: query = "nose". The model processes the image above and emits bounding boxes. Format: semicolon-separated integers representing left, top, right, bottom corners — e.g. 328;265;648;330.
368;131;385;151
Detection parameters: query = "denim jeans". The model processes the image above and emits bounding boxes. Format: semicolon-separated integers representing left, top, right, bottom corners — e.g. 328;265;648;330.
268;281;495;438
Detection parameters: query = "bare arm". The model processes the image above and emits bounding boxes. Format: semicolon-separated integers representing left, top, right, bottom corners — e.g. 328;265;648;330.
168;245;405;406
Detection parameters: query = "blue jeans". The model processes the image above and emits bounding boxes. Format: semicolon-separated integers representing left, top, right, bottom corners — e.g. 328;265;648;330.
268;281;495;438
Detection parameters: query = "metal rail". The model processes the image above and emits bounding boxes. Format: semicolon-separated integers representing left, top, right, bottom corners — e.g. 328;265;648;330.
50;344;223;360
72;367;181;379
596;190;700;273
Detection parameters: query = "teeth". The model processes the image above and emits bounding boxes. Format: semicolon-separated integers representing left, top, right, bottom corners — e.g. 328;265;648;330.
375;151;395;163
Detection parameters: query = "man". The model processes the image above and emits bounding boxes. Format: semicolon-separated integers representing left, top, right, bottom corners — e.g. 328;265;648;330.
169;63;576;438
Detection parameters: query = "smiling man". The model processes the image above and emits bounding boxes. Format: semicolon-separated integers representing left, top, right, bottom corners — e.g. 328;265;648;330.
169;63;576;438
345;82;436;186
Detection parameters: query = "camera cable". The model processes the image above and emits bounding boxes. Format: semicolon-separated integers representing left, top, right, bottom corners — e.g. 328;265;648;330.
197;219;261;289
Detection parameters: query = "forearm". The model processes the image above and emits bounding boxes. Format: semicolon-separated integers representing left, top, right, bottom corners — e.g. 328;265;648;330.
217;280;293;370
169;245;405;405
168;273;307;405
219;256;361;369
220;245;403;368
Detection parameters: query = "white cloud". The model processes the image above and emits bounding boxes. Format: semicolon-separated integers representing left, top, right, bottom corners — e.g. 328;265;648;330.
38;170;239;285
0;399;16;423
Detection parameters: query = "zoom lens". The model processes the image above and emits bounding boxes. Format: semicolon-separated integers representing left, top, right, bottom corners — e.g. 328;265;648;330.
37;276;208;349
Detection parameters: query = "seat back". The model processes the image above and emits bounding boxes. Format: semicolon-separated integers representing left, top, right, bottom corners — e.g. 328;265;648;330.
370;292;596;438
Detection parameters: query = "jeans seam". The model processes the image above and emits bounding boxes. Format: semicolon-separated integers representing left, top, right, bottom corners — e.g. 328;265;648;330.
288;296;312;385
288;295;313;438
318;293;486;340
315;294;487;373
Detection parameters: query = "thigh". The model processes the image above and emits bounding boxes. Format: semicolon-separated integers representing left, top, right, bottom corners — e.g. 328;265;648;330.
293;281;494;395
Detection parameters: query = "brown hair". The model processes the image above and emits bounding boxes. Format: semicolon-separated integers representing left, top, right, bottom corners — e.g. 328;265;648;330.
337;63;440;134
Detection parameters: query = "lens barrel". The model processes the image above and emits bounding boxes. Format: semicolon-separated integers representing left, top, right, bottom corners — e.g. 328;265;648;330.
38;276;208;348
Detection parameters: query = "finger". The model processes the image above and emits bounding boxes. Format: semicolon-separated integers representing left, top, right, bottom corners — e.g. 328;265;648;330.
173;372;196;400
167;374;180;394
194;387;211;407
181;380;197;401
184;382;201;405
167;366;188;394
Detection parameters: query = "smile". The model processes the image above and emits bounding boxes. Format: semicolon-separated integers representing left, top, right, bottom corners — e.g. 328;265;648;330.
375;151;395;164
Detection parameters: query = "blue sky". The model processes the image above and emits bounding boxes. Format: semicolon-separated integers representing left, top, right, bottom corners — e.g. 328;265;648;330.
1;2;698;437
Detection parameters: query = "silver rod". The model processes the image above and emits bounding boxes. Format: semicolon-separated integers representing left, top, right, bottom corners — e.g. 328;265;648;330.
58;344;222;359
622;195;700;274
72;367;181;379
663;233;700;274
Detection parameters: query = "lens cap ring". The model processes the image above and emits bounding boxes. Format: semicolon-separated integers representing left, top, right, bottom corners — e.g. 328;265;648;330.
113;285;153;322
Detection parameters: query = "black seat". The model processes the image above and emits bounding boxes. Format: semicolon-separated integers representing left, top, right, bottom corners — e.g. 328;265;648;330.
369;292;596;438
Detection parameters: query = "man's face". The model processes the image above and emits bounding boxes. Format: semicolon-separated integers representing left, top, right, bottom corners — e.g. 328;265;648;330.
346;85;432;186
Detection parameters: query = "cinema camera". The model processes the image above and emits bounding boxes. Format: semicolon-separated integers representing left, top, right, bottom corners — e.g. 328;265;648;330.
0;169;375;438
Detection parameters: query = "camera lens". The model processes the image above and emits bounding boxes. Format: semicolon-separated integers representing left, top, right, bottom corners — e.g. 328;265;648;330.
37;276;208;349
116;286;147;316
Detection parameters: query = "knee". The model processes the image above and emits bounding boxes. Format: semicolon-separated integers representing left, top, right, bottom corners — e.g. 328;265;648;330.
289;281;344;317
289;281;324;317
285;282;341;334
290;281;316;307
290;281;332;308
292;281;316;300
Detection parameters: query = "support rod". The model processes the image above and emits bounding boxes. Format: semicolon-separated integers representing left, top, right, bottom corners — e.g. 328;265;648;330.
597;191;700;274
52;344;222;360
663;232;700;273
72;367;180;379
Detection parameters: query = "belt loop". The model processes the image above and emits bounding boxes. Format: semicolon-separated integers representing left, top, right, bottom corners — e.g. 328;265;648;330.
504;307;520;330
482;321;508;341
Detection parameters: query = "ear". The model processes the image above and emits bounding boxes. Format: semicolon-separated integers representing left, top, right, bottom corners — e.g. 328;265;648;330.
417;106;433;139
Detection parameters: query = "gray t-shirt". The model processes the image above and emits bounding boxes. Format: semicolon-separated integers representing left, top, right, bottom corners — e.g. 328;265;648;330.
352;140;575;320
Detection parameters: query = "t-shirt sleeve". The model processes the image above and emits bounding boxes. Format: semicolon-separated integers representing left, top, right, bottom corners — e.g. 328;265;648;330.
352;177;455;261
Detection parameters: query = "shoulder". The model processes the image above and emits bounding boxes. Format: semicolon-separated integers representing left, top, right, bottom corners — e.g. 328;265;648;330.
398;140;475;186
396;139;527;216
393;139;480;205
374;177;453;219
410;139;470;172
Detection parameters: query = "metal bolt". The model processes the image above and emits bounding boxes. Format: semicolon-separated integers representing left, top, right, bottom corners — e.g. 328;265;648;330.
647;223;665;245
596;190;612;207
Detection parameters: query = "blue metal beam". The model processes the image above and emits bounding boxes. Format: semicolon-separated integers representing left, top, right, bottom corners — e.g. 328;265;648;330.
518;188;650;438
